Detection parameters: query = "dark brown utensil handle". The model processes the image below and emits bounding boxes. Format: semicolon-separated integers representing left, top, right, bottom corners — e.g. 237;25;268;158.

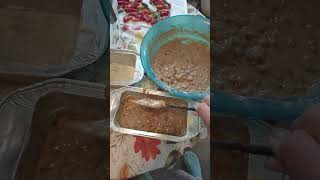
168;105;196;111
212;140;274;156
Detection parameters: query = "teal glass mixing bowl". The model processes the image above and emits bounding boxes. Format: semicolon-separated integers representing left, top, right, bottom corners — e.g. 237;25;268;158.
140;15;210;100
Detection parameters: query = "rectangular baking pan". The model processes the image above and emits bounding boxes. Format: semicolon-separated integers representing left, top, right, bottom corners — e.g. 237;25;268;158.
0;79;108;180
0;0;108;78
110;86;201;142
110;49;144;86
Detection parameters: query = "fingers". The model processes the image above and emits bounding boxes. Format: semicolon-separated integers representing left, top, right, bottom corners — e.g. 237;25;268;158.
265;158;285;173
267;105;320;179
266;128;289;173
271;130;320;180
202;95;210;106
195;102;210;126
270;128;291;155
293;105;320;143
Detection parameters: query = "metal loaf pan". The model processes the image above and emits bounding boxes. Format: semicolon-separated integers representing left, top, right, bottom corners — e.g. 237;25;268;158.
0;0;108;78
110;86;201;142
0;79;108;180
110;49;144;86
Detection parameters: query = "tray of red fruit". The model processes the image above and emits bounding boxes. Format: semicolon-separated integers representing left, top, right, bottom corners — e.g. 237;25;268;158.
110;0;198;51
117;0;172;26
116;0;189;29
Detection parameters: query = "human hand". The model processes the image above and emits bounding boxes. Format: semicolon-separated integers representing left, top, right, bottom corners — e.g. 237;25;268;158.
195;95;210;126
266;106;320;180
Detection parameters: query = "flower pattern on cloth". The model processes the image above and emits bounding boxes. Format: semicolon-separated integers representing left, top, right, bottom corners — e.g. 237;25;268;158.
110;129;199;179
134;136;161;161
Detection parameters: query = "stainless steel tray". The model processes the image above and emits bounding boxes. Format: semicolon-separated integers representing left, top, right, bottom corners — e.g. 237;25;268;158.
110;49;144;86
0;79;108;180
110;86;201;142
0;0;108;78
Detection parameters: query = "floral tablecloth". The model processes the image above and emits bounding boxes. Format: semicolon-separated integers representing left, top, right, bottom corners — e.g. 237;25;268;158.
110;4;208;180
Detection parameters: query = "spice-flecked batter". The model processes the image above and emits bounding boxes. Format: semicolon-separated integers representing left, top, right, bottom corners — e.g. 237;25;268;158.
152;39;210;92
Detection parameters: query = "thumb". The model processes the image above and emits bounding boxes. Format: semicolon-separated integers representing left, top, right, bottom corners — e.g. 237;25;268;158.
195;102;210;126
271;130;320;180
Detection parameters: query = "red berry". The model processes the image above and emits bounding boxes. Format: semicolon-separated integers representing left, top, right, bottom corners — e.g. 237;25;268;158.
124;7;137;12
159;9;169;17
123;16;133;23
117;1;128;6
132;17;140;22
122;25;129;31
156;5;167;10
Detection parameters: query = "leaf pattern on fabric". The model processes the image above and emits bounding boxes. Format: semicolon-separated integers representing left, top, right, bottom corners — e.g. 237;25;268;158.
120;163;129;180
134;136;161;161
